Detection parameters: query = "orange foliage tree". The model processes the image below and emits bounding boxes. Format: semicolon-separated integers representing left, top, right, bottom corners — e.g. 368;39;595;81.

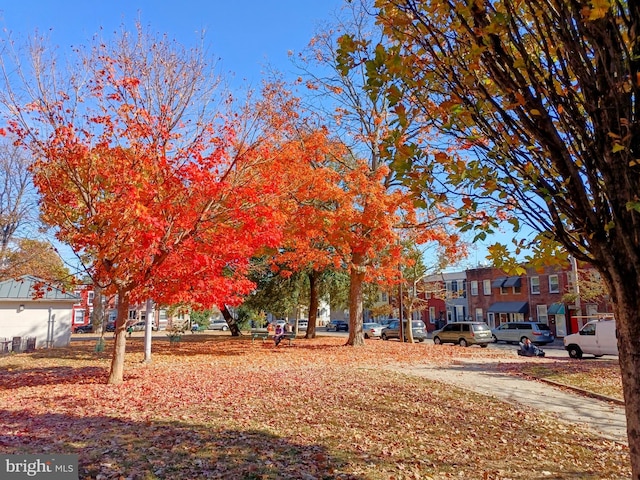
0;27;286;384
292;4;463;345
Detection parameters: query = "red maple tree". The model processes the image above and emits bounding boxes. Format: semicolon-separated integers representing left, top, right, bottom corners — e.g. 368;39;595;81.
2;27;287;383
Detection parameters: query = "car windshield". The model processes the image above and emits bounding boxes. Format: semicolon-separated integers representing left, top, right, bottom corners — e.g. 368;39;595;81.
411;321;425;328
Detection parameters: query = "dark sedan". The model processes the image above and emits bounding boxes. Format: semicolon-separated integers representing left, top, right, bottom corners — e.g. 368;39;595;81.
74;324;94;334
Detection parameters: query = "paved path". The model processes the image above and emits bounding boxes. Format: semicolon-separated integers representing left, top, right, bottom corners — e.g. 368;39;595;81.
393;360;628;444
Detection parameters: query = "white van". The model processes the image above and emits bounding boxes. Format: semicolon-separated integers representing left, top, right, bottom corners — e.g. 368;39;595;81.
563;319;618;359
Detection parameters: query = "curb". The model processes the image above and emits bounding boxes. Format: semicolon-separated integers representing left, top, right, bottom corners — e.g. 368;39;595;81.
522;374;625;406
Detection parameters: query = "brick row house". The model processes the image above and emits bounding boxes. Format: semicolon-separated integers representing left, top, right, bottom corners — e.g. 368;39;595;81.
416;263;614;338
71;285;184;333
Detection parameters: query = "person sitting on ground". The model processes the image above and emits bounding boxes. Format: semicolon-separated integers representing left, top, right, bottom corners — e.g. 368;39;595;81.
519;337;544;357
274;324;285;346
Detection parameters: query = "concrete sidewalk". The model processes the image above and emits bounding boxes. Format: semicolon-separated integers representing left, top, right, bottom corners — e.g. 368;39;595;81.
395;360;628;444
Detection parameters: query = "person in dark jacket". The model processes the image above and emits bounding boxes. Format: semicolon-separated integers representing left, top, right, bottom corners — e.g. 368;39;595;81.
519;338;545;357
274;324;285;346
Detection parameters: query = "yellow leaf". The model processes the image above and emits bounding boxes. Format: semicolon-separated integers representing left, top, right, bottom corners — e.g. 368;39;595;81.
612;143;625;153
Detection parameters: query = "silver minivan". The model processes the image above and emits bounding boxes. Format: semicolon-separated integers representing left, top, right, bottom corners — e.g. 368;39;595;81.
491;322;555;345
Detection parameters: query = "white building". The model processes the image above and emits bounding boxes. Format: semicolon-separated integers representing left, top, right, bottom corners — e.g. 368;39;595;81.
0;276;79;350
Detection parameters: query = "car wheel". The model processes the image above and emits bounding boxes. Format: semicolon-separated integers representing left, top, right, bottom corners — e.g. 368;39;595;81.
480;343;488;348
418;338;425;343
364;333;370;339
459;338;468;347
382;333;388;341
222;326;228;331
433;336;442;345
492;335;498;343
568;345;583;359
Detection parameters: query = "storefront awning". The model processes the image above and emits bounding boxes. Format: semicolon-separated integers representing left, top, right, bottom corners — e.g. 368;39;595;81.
491;276;522;288
547;303;565;315
502;276;522;288
491;277;507;288
487;302;529;314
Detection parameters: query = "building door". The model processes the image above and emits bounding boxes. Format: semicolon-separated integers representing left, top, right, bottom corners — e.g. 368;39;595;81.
555;314;567;337
487;312;496;328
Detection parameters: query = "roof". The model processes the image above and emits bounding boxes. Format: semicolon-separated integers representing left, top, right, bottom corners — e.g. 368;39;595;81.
0;276;80;301
487;301;529;314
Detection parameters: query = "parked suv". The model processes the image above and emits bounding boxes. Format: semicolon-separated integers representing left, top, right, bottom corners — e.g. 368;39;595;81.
491;322;555;345
432;321;492;347
326;320;348;331
381;319;427;342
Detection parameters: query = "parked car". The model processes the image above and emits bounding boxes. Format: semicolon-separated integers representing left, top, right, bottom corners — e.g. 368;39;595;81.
297;320;308;330
74;324;94;334
326;320;349;331
131;321;146;331
564;318;618;359
208;319;229;331
105;322;116;332
381;320;427;342
491;322;555;345
363;322;384;339
432;321;492;347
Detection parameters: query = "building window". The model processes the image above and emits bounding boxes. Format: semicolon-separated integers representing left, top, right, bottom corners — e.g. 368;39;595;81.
549;275;559;293
483;279;491;295
537;304;548;323
429;306;436;324
87;291;94;305
475;308;483;322
381;292;388;302
470;280;478;296
530;276;540;294
74;310;84;325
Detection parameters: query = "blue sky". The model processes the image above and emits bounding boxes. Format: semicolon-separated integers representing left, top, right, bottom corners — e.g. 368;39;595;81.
0;1;521;269
0;1;344;86
1;1;346;270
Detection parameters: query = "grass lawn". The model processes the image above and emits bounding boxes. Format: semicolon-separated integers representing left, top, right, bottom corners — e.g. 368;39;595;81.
0;335;630;479
498;360;623;401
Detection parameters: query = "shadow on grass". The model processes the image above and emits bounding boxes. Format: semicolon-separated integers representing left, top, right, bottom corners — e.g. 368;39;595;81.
0;365;144;389
0;409;361;480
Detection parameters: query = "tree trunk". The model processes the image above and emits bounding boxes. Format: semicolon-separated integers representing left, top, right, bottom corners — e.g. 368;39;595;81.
405;303;415;343
305;270;319;339
221;305;241;336
107;291;130;384
346;253;365;346
606;270;640;475
91;286;104;334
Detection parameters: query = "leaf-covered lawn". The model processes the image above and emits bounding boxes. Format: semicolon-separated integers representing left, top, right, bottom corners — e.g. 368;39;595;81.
494;359;623;401
0;336;630;479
